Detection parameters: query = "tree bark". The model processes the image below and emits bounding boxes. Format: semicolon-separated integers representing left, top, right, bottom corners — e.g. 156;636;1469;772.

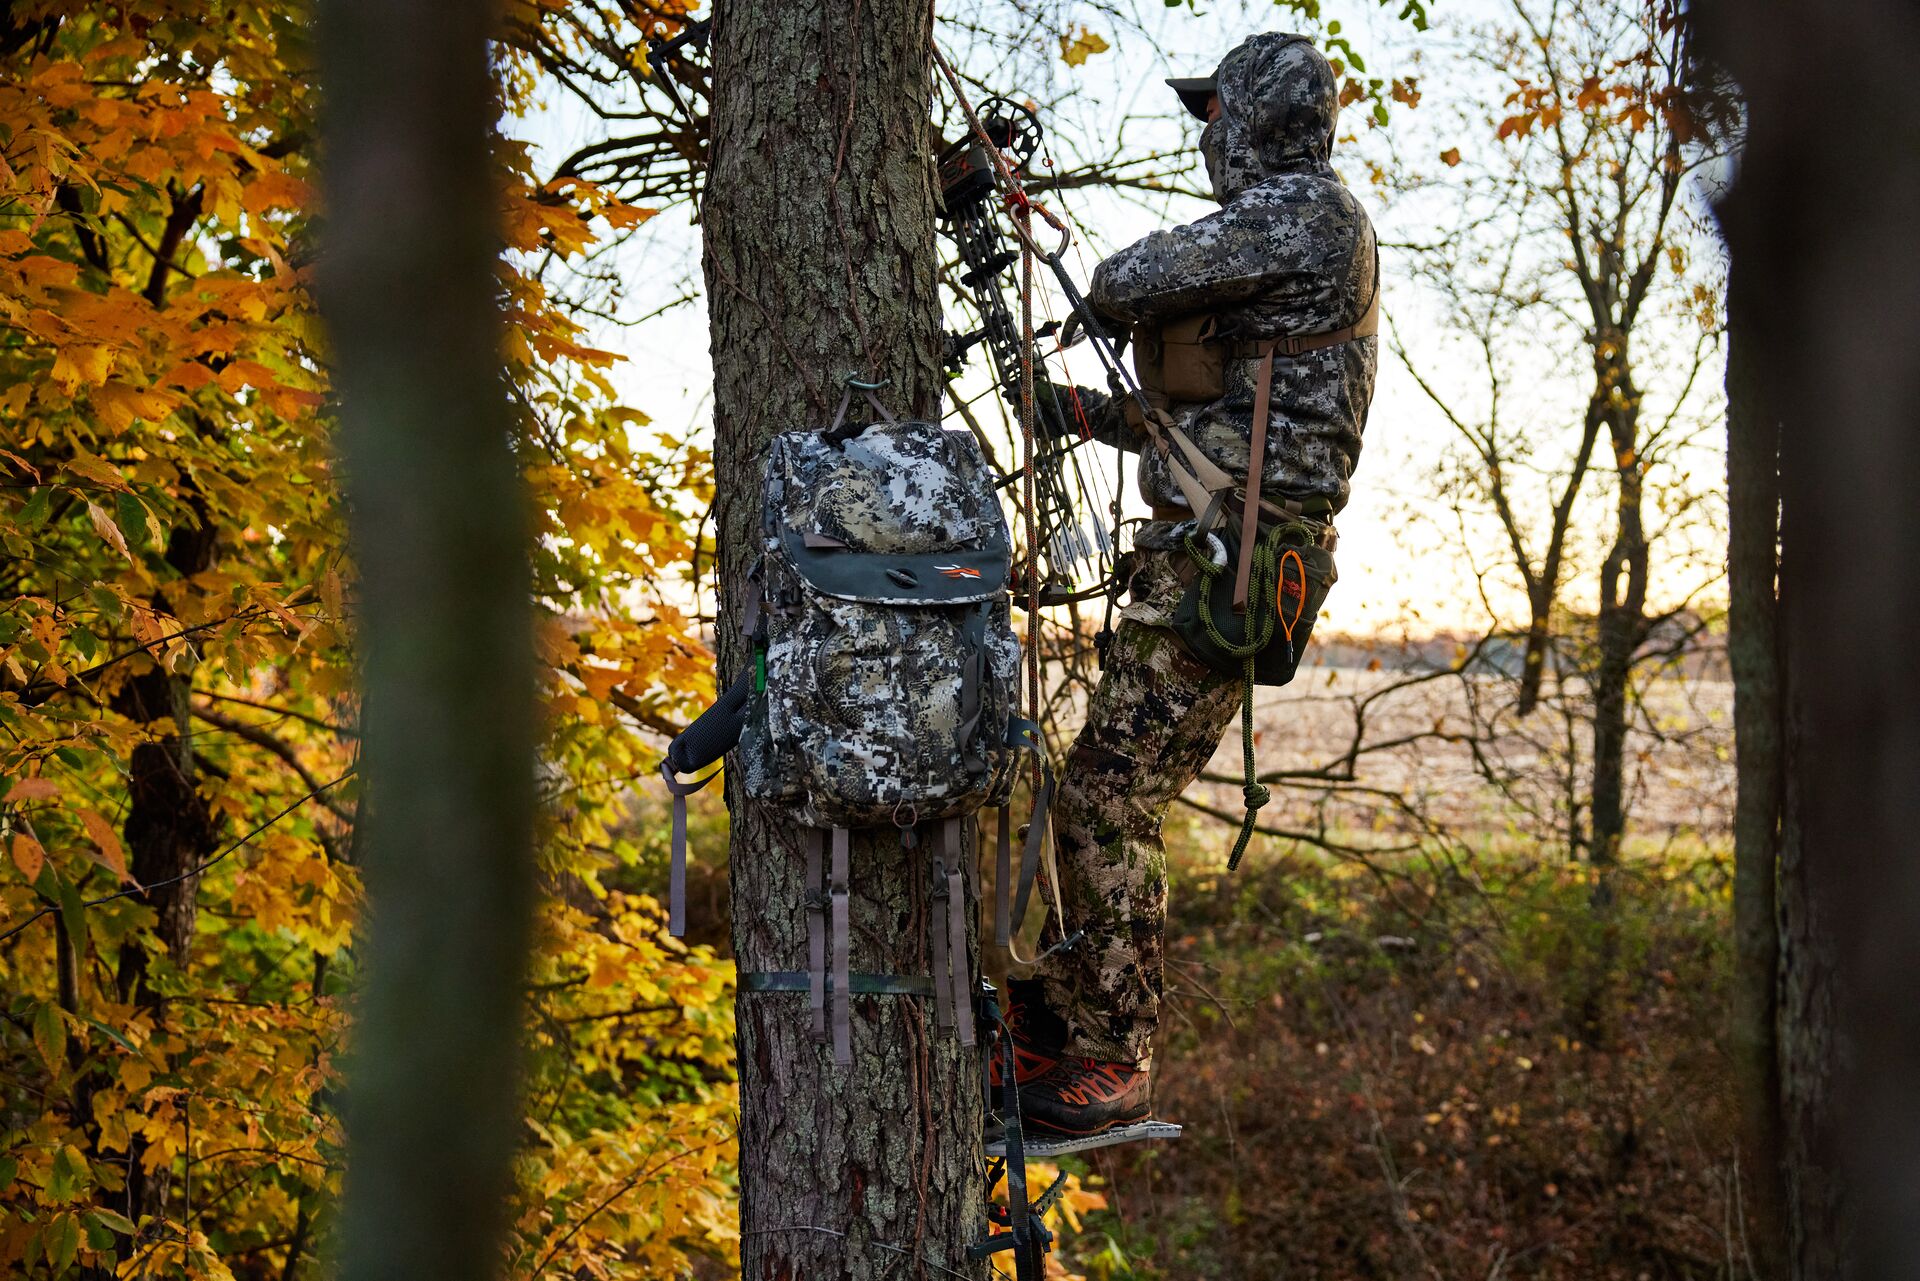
1695;3;1920;1276
703;4;987;1278
318;1;538;1279
1724;260;1789;1278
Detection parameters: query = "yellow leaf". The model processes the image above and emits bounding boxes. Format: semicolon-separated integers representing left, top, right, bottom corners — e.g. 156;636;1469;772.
65;447;130;491
11;830;46;881
90;380;177;434
50;343;114;391
80;809;135;885
1058;25;1110;67
87;502;132;561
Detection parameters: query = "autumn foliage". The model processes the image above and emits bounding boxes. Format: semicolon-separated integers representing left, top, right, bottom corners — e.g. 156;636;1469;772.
1;4;732;1276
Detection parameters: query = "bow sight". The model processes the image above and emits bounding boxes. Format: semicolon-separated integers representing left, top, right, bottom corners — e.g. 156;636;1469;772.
936;99;1116;609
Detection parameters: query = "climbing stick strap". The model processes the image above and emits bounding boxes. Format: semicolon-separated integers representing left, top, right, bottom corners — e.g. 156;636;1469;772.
829;827;852;1065
943;818;973;1047
930;848;954;1034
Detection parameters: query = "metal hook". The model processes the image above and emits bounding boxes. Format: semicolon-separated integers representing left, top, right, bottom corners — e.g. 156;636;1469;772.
845;375;891;391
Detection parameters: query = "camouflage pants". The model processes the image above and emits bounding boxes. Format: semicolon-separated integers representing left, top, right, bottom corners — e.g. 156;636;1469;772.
1033;571;1240;1063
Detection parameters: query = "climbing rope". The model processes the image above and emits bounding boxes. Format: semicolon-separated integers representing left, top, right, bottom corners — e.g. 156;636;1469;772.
1185;528;1312;869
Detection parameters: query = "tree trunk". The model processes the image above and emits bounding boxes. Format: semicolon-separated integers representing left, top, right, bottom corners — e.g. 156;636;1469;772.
1586;349;1648;883
702;5;987;1279
318;0;538;1279
1724;260;1789;1278
1695;4;1920;1276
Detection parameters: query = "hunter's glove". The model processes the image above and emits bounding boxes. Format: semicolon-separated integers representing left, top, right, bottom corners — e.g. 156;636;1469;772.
1034;380;1111;441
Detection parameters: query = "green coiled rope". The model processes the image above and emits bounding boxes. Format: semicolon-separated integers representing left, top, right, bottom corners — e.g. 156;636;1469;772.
1184;519;1313;870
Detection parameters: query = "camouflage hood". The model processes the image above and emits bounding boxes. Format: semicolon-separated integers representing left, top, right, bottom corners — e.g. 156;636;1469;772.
1200;33;1340;202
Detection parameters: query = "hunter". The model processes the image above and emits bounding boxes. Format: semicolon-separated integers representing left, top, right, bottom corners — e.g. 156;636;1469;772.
1008;31;1380;1140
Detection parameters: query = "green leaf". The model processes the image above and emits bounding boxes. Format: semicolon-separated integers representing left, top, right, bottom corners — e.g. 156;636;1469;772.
85;1018;136;1053
86;585;123;623
58;874;88;977
18;486;51;528
49;1210;81;1273
114;491;156;552
0;1155;17;1189
33;1001;66;1072
47;1145;88;1202
87;1206;137;1236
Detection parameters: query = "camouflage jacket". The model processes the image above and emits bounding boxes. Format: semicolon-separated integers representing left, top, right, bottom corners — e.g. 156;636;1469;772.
1086;32;1380;544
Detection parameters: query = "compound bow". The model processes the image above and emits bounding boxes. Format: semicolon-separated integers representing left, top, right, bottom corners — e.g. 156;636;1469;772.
933;95;1126;613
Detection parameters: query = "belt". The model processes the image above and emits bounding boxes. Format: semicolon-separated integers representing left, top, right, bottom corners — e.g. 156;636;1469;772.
1149;503;1338;552
1151;499;1338;537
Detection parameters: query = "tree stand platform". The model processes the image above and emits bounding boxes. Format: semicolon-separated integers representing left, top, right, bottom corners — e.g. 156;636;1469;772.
987;1120;1183;1159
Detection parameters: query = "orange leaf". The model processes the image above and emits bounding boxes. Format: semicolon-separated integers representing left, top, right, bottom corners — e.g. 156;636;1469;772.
11;831;45;882
80;809;135;885
601;204;659;230
6;777;59;802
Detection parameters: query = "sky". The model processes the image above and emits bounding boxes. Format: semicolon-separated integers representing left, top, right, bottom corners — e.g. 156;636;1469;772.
517;0;1729;637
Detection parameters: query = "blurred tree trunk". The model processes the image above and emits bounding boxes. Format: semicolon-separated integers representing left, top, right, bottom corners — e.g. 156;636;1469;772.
702;3;988;1278
1724;260;1789;1278
1695;2;1920;1277
318;2;538;1281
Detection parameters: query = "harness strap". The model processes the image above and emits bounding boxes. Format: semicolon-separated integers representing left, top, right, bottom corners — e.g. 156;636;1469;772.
829;826;852;1065
1010;763;1054;941
658;761;720;938
1234;342;1279;611
1272;269;1381;356
943;817;974;1047
1231;265;1378;609
804;827;827;1042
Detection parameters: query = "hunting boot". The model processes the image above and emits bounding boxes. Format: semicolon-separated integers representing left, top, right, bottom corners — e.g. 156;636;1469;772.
1015;1056;1152;1139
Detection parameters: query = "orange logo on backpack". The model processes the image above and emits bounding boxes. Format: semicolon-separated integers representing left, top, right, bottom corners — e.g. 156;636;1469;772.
936;564;982;580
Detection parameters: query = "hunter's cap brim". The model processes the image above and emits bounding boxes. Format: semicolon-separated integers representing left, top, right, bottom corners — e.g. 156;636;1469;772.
1165;76;1217;120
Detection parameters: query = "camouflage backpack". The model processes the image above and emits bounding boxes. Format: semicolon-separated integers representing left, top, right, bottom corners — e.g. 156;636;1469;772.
662;385;1036;1063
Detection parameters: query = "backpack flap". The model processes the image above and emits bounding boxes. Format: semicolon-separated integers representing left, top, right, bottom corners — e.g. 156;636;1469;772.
779;529;1007;606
